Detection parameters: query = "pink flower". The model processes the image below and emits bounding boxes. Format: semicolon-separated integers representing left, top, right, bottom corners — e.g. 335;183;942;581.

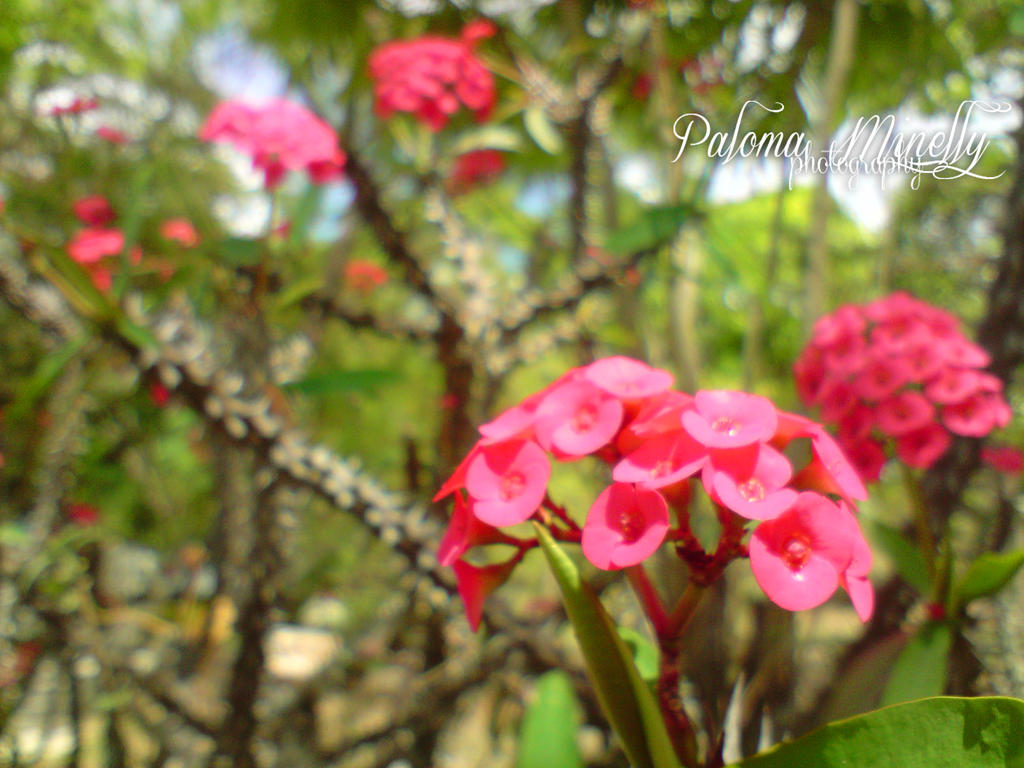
943;393;1004;437
46;97;98;116
73;196;116;227
66;503;100;526
875;391;935;436
853;354;911;401
449;150;506;193
433;442;482;502
583;356;674;401
438;492;517;566
798;293;1013;481
67;228;140;292
981;445;1024;475
464;440;551;526
842;436;887;483
616;390;693;453
96;126;129;144
343;260;388;294
925;368;985;405
148;380;170;407
534;380;623;457
836;501;874;621
369;23;496;131
895;424;951;469
581;483;669;570
681;390;778;450
200;98;345;189
940;338;991;368
749;492;871;618
453;557;518;631
838;405;875;443
704;444;798;521
818;379;858;422
790;426;868;503
160;218;200;248
68;228;124;264
794;349;826;404
613;430;706;488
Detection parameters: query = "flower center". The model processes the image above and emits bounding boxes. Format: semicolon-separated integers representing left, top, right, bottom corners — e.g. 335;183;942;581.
652;459;674;478
572;404;598;432
614;507;643;543
782;537;811;570
499;472;525;501
711;416;740;436
737;478;766;502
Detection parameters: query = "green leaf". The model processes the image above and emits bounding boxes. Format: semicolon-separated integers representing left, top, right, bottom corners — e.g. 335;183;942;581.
731;697;1024;768
0;522;29;548
524;106;564;154
282;368;402;395
619;626;659;683
863;518;932;595
955;549;1024;607
219;237;264;267
287;184;323;247
881;621;952;706
451;125;523;155
8;334;87;421
273;276;324;311
604;204;694;255
516;670;583;768
534;523;682;768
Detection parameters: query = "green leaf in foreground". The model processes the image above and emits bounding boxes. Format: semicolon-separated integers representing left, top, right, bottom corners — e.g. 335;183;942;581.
955;549;1024;607
516;670;583;768
731;696;1024;768
881;621;952;706
534;523;682;768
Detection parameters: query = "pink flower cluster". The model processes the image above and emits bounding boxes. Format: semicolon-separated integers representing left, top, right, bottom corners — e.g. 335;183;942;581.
369;21;497;131
66;196;198;291
437;357;875;630
199;98;345;189
795;292;1012;482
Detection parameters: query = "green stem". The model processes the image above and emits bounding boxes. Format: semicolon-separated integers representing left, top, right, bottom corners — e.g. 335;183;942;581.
901;464;936;582
665;581;707;639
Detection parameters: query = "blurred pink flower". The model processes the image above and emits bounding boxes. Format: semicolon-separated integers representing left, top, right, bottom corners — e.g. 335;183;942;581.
73;195;116;227
200;98;345;189
160;218;200;248
343;260;388;294
369;22;496;131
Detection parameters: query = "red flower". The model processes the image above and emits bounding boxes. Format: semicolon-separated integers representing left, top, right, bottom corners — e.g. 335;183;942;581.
73;196;116;227
160;218;200;248
343;260;388;294
449;150;506;192
46;97;98;116
369;22;496;131
981;445;1024;475
67;503;100;526
96;126;129;144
